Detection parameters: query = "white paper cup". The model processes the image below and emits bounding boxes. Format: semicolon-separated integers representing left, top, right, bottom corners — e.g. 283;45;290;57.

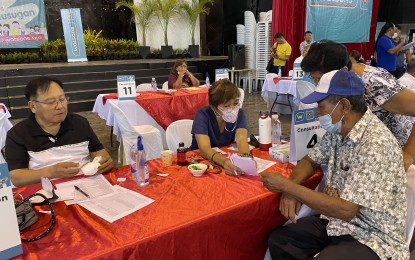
160;150;173;167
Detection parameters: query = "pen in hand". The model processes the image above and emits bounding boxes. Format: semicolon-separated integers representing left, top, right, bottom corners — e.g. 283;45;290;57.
74;185;90;198
227;152;238;176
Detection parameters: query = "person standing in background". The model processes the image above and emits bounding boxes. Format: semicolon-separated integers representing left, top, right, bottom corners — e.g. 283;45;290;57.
375;22;405;77
269;32;292;76
394;25;412;78
299;31;313;54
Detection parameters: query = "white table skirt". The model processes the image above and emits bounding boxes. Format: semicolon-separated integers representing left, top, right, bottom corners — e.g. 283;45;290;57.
92;94;167;149
261;78;299;115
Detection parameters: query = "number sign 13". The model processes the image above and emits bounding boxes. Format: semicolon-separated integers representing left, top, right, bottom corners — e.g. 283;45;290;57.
293;62;304;80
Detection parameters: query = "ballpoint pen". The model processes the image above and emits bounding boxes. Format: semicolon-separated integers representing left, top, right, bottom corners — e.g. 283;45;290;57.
74;185;90;198
227;152;238;176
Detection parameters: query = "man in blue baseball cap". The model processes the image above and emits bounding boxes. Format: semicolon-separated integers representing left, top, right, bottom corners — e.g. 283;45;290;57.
261;69;408;259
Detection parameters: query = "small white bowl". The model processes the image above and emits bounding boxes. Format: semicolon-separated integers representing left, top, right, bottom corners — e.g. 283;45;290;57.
188;163;207;177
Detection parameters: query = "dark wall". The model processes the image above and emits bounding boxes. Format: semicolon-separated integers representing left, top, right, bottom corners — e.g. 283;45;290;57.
378;0;415;23
44;0;136;41
206;0;272;55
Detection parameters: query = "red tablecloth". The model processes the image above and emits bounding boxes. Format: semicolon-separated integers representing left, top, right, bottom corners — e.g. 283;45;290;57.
13;149;323;260
103;88;209;129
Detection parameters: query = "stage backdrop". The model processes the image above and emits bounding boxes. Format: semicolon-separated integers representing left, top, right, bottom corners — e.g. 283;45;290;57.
272;0;380;75
0;0;48;48
306;0;373;43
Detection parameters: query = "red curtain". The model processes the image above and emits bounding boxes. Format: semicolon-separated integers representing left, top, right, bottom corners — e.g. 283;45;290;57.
272;0;380;74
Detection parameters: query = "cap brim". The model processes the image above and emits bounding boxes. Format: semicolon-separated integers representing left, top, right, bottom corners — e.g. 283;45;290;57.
300;92;329;104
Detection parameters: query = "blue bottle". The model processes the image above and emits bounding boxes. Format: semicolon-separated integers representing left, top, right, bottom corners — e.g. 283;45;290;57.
131;135;149;186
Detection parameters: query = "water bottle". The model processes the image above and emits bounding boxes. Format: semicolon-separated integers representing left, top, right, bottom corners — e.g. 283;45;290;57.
151;77;157;90
258;111;272;151
271;114;282;146
205;72;210;88
131;135;149;186
177;142;188;166
277;67;282;78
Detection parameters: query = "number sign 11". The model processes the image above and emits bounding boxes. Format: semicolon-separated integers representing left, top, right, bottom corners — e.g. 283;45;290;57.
117;75;136;100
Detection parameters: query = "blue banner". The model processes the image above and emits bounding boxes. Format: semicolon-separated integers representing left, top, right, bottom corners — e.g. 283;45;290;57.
60;8;87;62
306;0;373;43
0;0;48;48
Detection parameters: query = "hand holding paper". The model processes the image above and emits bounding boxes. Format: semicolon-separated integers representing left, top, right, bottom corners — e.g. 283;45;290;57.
229;153;257;175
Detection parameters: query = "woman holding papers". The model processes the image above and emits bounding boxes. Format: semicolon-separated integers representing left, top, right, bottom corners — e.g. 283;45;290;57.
189;80;252;176
168;59;200;89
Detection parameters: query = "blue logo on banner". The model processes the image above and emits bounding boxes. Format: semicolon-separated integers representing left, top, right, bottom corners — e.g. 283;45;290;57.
294;108;318;125
306;0;373;43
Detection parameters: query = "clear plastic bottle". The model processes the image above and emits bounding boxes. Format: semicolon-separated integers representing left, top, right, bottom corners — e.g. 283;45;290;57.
131;136;149;186
277;67;282;78
151;77;157;90
177;142;188;166
205;72;210;88
271;114;282;146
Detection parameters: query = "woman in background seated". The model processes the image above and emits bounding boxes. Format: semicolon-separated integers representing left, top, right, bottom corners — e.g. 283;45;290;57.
168;59;200;89
190;80;252;176
349;50;364;64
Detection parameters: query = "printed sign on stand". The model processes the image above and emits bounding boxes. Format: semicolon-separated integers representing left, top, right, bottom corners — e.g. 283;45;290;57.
61;8;88;62
293;62;304;80
0;163;22;259
215;68;229;81
289;108;326;162
117;75;136;100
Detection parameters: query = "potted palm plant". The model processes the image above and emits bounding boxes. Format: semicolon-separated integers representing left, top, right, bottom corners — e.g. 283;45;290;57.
179;0;214;58
116;0;155;59
153;0;181;58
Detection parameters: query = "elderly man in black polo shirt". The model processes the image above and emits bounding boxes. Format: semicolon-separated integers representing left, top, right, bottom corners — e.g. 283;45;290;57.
5;76;113;187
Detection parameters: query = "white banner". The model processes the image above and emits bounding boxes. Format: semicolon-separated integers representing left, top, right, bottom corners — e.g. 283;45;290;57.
0;163;22;259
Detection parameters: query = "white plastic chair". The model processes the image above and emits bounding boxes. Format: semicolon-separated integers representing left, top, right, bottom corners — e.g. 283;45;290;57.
295;80;317;110
238;88;245;108
136;83;152;92
109;101;163;164
266;73;278;79
165;120;193;152
162;81;169;90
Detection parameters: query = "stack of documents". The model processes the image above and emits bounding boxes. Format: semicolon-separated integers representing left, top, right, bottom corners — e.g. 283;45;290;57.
55;175;154;223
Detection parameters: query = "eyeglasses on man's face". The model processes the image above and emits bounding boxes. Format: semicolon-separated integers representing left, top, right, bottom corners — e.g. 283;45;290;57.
31;95;69;107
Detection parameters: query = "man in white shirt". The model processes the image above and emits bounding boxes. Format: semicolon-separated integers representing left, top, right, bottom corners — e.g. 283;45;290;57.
399;59;415;89
299;31;313;54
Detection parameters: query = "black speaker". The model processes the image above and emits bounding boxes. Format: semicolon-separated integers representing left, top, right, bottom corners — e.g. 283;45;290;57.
228;44;245;69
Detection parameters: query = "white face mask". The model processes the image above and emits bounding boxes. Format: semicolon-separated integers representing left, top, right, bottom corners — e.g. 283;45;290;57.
219;106;239;123
318;101;343;134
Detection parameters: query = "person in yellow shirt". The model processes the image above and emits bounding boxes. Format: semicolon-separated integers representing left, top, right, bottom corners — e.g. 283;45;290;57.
269;32;292;76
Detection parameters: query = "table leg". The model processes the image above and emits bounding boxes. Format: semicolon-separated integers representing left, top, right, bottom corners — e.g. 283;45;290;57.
110;126;114;147
248;71;252;93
